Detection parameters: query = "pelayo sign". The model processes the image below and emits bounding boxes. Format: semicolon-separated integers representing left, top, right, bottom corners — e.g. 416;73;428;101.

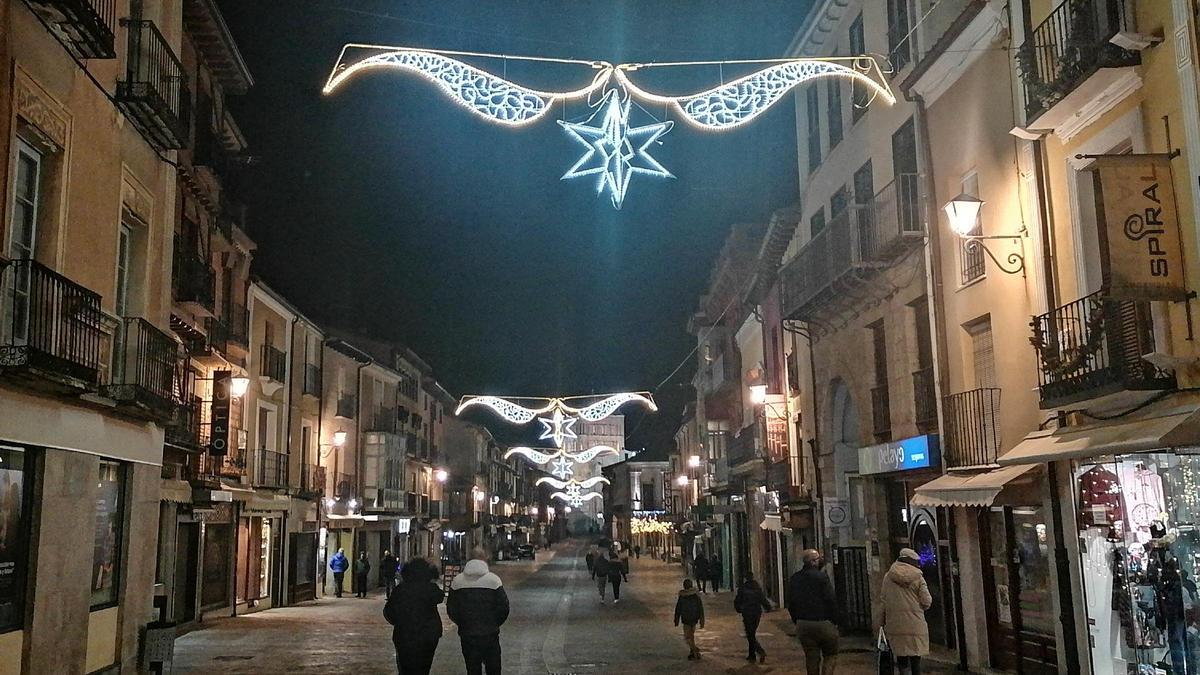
857;434;940;476
1091;154;1186;301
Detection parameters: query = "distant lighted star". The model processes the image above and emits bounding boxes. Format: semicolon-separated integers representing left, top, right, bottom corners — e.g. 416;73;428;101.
538;409;578;448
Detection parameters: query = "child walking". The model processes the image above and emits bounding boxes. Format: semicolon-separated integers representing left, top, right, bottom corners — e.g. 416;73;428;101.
673;579;705;660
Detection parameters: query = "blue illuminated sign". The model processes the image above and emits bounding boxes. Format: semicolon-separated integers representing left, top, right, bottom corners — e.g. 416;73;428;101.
857;435;940;475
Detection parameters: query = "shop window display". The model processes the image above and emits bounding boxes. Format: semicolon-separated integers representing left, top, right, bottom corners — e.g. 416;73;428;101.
1077;454;1200;675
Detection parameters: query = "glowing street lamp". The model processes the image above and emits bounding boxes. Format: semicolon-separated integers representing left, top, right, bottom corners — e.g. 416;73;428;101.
332;430;348;447
230;376;251;398
688;455;701;468
943;193;985;237
676;474;689;487
435;469;449;483
942;193;1025;275
749;383;768;406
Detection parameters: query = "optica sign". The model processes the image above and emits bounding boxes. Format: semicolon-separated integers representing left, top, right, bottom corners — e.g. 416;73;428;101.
857;434;940;475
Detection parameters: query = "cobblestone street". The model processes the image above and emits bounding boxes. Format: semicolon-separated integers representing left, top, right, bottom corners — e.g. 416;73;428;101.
173;541;960;674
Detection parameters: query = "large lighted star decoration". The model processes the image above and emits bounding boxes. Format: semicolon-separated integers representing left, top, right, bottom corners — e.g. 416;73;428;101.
558;88;674;209
550;457;575;480
538;409;578;448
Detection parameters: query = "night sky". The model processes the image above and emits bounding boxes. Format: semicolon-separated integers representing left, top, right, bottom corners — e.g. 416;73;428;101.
217;1;807;448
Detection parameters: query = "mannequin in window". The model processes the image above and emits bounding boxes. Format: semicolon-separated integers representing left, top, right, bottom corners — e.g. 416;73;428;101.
1147;524;1190;673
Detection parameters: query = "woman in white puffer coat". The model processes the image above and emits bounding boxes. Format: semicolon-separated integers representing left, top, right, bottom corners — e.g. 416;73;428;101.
880;547;933;675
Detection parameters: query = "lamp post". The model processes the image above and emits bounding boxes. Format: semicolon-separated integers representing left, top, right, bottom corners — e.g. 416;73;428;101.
943;193;1025;275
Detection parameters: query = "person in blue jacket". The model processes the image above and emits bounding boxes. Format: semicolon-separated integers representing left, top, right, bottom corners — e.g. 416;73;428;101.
330;548;349;597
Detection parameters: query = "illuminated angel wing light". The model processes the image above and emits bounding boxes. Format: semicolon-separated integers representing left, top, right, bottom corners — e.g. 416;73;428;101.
536;476;611;489
551;491;604;503
324;50;612;127
616;59;895;130
570;445;620;463
504;447;558;464
563;392;658;421
455;396;551;424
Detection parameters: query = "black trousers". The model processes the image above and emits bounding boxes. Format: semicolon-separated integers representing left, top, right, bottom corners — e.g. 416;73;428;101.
743;614;765;659
333;572;345;596
395;639;438;675
897;655;921;675
355;573;369;597
460;633;502;675
609;575;622;600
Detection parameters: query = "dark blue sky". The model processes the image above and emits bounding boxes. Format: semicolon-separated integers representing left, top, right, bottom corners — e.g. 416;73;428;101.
218;0;807;447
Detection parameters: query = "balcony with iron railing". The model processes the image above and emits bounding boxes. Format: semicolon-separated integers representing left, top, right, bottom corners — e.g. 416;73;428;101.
726;426;759;468
103;317;179;419
196;445;246;481
225;303;248;348
172;240;214;313
894;0;988;86
115;19;190;151
781;174;925;322
1031;291;1175;409
0;259;103;389
25;0;117;59
252;448;289;488
259;344;286;382
943;388;1001;468
912;366;937;433
1017;0;1139;124
871;384;892;442
333;472;356;499
368;405;396;434
336;393;356;419
300;463;326;497
302;363;321;397
165;395;203;452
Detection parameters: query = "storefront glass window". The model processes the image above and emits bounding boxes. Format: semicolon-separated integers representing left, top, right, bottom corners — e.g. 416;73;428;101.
1011;508;1054;635
91;460;125;608
1076;453;1200;675
0;446;29;632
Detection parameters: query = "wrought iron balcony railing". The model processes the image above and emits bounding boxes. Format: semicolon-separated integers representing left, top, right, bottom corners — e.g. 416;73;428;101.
943;387;1001;468
1017;0;1139;121
871;384;892;442
781;174;924;321
302;363;321;397
25;0;117;59
172;240;214;312
912;367;937;433
300;463;326;497
253;448;289;488
197;445;245;481
336;393;356;419
259;344;286;382
104;317;178;417
0;259;103;387
333;472;356;499
225;303;248;347
116;19;190;151
1031;291;1175;408
165;395;203;452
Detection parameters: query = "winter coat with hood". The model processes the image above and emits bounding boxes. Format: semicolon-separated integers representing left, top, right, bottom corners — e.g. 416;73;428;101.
734;579;772;619
880;558;933;657
383;576;444;646
329;551;349;573
693;556;709;580
674;587;705;626
447;559;510;637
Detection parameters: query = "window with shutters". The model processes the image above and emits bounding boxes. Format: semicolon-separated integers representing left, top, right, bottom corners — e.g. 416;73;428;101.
967;317;996;390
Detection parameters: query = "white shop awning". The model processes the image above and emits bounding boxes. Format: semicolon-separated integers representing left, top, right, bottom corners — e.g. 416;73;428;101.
759;514;782;531
910;464;1039;508
999;400;1200;466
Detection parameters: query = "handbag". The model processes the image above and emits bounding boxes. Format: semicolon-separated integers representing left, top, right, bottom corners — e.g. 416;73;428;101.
877;627;895;675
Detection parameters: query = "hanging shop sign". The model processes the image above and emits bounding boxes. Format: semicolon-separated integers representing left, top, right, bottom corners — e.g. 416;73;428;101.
857;434;940;475
1091;154;1186;300
210;371;232;456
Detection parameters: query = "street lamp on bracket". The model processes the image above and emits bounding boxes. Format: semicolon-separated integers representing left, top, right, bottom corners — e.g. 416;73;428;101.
943;193;1026;276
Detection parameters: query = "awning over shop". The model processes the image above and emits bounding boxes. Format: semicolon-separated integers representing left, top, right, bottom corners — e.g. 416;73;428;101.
160;479;193;504
999;401;1200;466
910;464;1039;507
759;514;782;531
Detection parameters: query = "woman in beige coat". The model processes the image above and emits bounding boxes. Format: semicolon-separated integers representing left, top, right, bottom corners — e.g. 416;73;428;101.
880;548;932;675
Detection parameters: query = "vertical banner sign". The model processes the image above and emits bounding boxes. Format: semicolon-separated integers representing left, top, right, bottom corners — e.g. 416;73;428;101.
210;371;231;457
1093;154;1187;300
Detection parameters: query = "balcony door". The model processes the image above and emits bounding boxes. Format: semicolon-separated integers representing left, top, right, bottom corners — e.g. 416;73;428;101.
5;139;42;344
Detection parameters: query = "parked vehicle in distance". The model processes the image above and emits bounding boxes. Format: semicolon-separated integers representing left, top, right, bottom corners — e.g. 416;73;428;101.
515;544;536;560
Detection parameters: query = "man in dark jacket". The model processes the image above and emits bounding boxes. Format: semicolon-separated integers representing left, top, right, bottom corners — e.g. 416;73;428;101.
383;558;443;674
734;572;773;663
355;550;372;598
606;551;624;603
693;554;710;593
593;551;612;603
381;550;398;597
786;549;839;675
447;558;510;675
673;579;705;660
709;553;723;593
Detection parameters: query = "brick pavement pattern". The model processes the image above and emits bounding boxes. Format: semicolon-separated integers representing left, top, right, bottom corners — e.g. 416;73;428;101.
172;540;961;673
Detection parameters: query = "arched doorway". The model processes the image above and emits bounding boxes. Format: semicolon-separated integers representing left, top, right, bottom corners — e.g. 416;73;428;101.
828;379;871;633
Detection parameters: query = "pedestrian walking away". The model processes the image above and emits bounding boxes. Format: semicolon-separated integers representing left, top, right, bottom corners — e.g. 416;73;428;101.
383;558;443;674
673;578;705;660
593;550;611;602
330;548;349;598
693;554;709;593
355;550;372;598
880;547;933;675
708;553;722;593
447;557;510;675
633;544;641;559
617;545;630;582
381;550;398;597
606;551;624;603
734;572;773;664
584;550;595;575
787;548;840;675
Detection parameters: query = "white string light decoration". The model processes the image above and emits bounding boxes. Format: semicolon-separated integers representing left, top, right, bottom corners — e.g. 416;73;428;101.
454;396;552;424
538;408;579;448
456;393;656;424
503;445;620;479
536;476;610;489
563;393;658;421
550;456;575;480
324;46;895;209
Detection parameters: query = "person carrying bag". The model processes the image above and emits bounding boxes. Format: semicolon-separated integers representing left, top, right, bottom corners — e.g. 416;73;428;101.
877;627;894;675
